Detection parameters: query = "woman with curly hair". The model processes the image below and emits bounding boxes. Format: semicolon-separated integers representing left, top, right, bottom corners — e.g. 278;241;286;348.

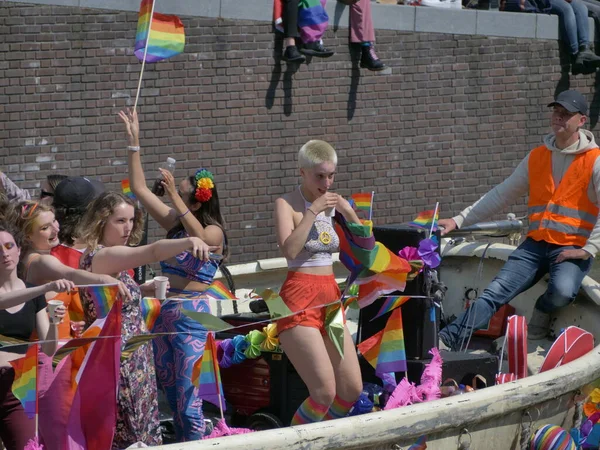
77;191;214;448
120;108;229;441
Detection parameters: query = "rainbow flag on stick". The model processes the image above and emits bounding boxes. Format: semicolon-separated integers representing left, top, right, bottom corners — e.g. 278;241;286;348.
121;179;136;201
192;333;225;411
372;296;411;320
204;280;236;300
135;0;185;63
351;192;374;219
409;209;439;230
82;284;119;319
10;343;38;419
376;308;407;376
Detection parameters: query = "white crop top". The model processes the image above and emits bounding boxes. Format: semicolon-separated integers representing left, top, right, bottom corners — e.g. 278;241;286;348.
286;189;340;269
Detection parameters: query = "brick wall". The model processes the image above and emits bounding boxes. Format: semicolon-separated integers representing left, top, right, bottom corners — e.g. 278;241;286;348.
1;2;598;264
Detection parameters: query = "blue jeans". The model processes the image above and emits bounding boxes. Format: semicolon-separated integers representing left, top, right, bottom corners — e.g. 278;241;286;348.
439;238;592;350
550;0;590;54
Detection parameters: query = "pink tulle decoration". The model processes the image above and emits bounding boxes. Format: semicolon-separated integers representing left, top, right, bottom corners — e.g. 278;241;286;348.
385;348;443;410
399;246;420;262
24;437;44;450
203;419;253;439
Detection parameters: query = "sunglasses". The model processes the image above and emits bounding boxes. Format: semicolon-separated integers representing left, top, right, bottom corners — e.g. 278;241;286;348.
40;190;54;199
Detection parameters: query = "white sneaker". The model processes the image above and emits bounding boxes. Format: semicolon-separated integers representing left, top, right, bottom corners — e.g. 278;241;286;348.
420;0;462;8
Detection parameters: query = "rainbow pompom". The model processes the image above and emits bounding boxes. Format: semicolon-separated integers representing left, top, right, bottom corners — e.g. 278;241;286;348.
530;425;577;450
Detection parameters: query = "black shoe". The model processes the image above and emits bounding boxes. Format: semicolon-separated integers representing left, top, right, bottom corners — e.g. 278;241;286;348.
300;41;335;58
282;45;306;63
360;45;386;71
572;45;600;75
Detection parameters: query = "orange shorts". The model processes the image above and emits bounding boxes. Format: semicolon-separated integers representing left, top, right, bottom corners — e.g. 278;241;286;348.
277;271;344;335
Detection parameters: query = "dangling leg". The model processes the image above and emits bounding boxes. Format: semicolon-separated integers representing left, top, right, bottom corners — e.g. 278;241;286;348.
279;326;336;425
322;325;362;420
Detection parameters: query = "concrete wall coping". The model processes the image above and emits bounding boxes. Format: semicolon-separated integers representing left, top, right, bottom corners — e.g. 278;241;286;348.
3;0;593;41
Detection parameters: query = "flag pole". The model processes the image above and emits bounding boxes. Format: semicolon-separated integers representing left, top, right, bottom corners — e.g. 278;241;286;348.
429;202;439;238
35;343;39;440
368;190;375;221
133;0;157;111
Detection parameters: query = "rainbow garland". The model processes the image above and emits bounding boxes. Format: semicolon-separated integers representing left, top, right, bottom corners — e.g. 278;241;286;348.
9;343;38;419
204;280;236;300
409;209;439;230
134;0;185;63
84;285;120;319
194;169;214;203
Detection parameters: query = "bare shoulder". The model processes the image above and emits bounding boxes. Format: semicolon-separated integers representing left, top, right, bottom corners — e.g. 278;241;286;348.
276;190;303;213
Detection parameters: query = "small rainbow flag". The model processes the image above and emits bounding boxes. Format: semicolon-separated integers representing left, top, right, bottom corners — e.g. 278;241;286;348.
409;209;439;230
121;179;136;200
141;297;162;331
192;333;224;409
135;0;185;63
204;280;236;300
85;285;119;319
351;192;373;213
372;296;411;320
10;344;38;419
357;329;384;369
376;308;407;376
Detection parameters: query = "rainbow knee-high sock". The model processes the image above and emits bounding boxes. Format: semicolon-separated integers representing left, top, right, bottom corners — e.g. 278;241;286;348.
323;395;355;421
290;397;330;426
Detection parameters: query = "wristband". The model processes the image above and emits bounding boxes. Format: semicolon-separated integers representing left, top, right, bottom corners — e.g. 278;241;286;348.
177;209;190;218
127;145;140;152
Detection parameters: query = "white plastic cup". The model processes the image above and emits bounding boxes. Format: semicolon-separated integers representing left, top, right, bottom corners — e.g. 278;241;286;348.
324;207;336;217
154;276;169;300
47;299;64;323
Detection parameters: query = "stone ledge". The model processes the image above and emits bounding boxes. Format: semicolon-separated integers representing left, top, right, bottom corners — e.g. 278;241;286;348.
3;0;595;40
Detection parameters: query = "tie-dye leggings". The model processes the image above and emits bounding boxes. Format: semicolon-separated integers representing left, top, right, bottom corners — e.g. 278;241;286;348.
152;289;211;441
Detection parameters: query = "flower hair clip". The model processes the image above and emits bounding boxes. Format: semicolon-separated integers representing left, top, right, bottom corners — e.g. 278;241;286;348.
194;169;214;203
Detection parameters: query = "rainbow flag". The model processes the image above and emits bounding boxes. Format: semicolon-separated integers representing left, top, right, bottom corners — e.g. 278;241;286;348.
84;284;119;319
408;436;428;449
298;0;328;44
10;343;38;419
376;308;407;376
204;280;236;300
134;0;185;63
357;329;384;369
351;192;373;213
373;296;411;320
121;179;136;200
357;273;408;309
192;333;224;409
409;209;439;230
141;297;162;331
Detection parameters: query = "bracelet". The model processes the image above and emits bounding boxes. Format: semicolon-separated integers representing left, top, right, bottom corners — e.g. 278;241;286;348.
307;208;317;216
177;209;190;218
127;145;140;152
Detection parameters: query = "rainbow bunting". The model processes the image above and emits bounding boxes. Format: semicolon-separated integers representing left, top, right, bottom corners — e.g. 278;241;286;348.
204;280;236;300
10;343;38;419
409;209;439;230
357;329;384;369
141;297;162;331
372;296;411;320
135;0;185;63
85;284;119;319
192;333;224;409
376;308;407;376
121;179;136;200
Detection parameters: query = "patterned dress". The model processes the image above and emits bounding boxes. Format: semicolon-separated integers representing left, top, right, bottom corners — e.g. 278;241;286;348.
80;247;162;449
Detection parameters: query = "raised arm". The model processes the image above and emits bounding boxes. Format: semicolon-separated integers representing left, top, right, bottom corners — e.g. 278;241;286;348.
160;169;224;249
0;279;75;311
119;108;178;231
90;237;217;275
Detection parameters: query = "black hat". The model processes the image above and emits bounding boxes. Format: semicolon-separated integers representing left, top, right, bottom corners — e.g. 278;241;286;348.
53;177;105;210
548;90;588;115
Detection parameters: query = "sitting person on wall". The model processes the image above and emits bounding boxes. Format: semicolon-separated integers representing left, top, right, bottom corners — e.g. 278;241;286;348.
0;172;68;205
438;90;600;350
501;0;600;74
274;0;386;70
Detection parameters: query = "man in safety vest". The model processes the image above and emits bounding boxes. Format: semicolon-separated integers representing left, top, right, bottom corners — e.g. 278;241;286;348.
438;89;599;350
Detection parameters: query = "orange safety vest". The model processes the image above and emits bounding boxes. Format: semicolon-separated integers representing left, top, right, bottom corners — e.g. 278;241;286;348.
527;145;600;247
